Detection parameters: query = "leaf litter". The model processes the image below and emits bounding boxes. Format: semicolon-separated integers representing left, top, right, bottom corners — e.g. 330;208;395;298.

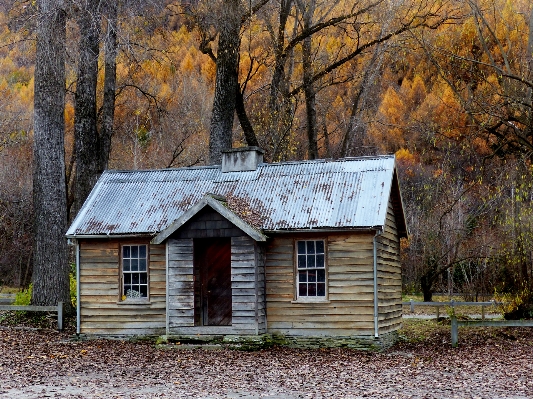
0;320;531;398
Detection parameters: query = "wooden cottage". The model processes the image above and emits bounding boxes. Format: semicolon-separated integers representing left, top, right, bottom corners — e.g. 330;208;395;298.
66;148;407;347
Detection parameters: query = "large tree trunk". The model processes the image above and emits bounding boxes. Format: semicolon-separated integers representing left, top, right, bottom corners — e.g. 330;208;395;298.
99;0;118;172
72;0;101;218
32;0;71;309
208;0;241;165
302;34;318;159
296;0;318;159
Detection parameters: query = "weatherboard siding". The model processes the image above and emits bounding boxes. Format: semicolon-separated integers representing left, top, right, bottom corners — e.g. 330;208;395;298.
165;223;265;336
377;199;402;333
167;238;194;330
265;233;376;336
78;238;166;336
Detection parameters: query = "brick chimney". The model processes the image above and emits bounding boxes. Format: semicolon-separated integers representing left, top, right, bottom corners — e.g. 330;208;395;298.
221;147;264;172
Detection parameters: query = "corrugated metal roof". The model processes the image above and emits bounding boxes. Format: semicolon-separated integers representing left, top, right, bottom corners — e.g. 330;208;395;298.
67;155;405;237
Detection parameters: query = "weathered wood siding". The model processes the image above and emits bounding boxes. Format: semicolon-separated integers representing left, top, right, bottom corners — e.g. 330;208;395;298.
265;233;376;336
231;236;267;334
166;207;266;336
167;238;194;332
78;238;166;335
171;207;244;239
377;199;402;333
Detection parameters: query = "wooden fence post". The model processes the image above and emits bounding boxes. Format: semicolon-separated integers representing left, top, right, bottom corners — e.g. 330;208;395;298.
451;315;458;347
410;299;414;313
57;301;63;331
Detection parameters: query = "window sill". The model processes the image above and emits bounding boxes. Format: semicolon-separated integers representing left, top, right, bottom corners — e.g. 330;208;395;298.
291;298;330;304
117;299;151;306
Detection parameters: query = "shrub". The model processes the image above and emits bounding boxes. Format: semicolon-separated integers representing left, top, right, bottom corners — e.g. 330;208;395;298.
13;284;32;306
495;287;533;320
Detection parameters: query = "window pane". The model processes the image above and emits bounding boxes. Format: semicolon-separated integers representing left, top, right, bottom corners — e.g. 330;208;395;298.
316;254;325;268
124;273;131;285
298;255;306;269
299;283;307;297
308;283;316;296
317;269;325;282
308;270;316;282
306;255;315;268
299;270;307;283
297;241;306;255
139;285;148;297
124;284;131;294
306;241;315;254
140;273;147;284
123;259;130;271
317;283;325;296
132;273;139;284
131;246;138;258
316;240;324;254
139;245;146;258
131;259;138;271
139;259;147;271
123;246;130;258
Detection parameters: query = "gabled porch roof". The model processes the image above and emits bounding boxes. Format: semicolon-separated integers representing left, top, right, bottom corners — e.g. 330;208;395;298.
151;194;267;244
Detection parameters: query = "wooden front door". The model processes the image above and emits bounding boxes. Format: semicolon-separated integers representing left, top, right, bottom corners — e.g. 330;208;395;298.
194;238;232;326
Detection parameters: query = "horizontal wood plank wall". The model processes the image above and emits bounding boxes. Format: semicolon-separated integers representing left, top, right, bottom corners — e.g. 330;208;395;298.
79;238;166;335
377;199;402;334
231;236;264;335
256;244;267;333
265;233;375;336
167;238;194;334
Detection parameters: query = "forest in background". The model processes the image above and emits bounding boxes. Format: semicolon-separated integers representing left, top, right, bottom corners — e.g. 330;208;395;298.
0;0;532;311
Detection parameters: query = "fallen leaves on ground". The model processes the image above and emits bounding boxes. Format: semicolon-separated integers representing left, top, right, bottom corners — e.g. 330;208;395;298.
0;320;531;398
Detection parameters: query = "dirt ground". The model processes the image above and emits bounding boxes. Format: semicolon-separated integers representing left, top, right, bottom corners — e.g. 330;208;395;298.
0;319;532;399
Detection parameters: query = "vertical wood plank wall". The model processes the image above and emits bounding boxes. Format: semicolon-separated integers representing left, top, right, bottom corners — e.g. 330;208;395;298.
167;238;194;332
265;233;376;336
78;238;166;335
377;199;403;333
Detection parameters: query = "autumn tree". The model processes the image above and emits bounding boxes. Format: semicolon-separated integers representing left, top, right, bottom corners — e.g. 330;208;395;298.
32;0;71;308
72;0;102;217
419;0;533;159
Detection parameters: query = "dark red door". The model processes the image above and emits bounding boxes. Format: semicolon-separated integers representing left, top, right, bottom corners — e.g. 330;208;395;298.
194;238;232;326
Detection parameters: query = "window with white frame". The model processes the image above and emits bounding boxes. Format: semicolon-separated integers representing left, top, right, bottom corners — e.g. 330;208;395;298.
296;240;326;297
122;244;148;299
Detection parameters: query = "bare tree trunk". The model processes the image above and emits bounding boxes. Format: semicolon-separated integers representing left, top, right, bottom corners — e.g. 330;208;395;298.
72;0;101;218
99;0;118;172
208;0;240;165
302;35;318;159
236;82;259;147
268;0;292;112
297;0;318;159
32;0;71;309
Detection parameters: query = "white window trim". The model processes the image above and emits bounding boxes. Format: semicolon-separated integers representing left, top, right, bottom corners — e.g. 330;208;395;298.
119;243;150;303
294;239;328;302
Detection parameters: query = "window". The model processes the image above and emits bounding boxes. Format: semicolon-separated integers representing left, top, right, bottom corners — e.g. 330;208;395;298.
297;240;326;298
122;244;148;300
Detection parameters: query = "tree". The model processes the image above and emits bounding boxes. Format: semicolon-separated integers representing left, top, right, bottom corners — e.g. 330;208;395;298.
419;0;533;159
72;0;102;217
32;0;71;308
208;0;241;165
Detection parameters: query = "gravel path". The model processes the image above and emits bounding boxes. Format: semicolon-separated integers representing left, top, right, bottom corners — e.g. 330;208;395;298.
0;324;532;399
